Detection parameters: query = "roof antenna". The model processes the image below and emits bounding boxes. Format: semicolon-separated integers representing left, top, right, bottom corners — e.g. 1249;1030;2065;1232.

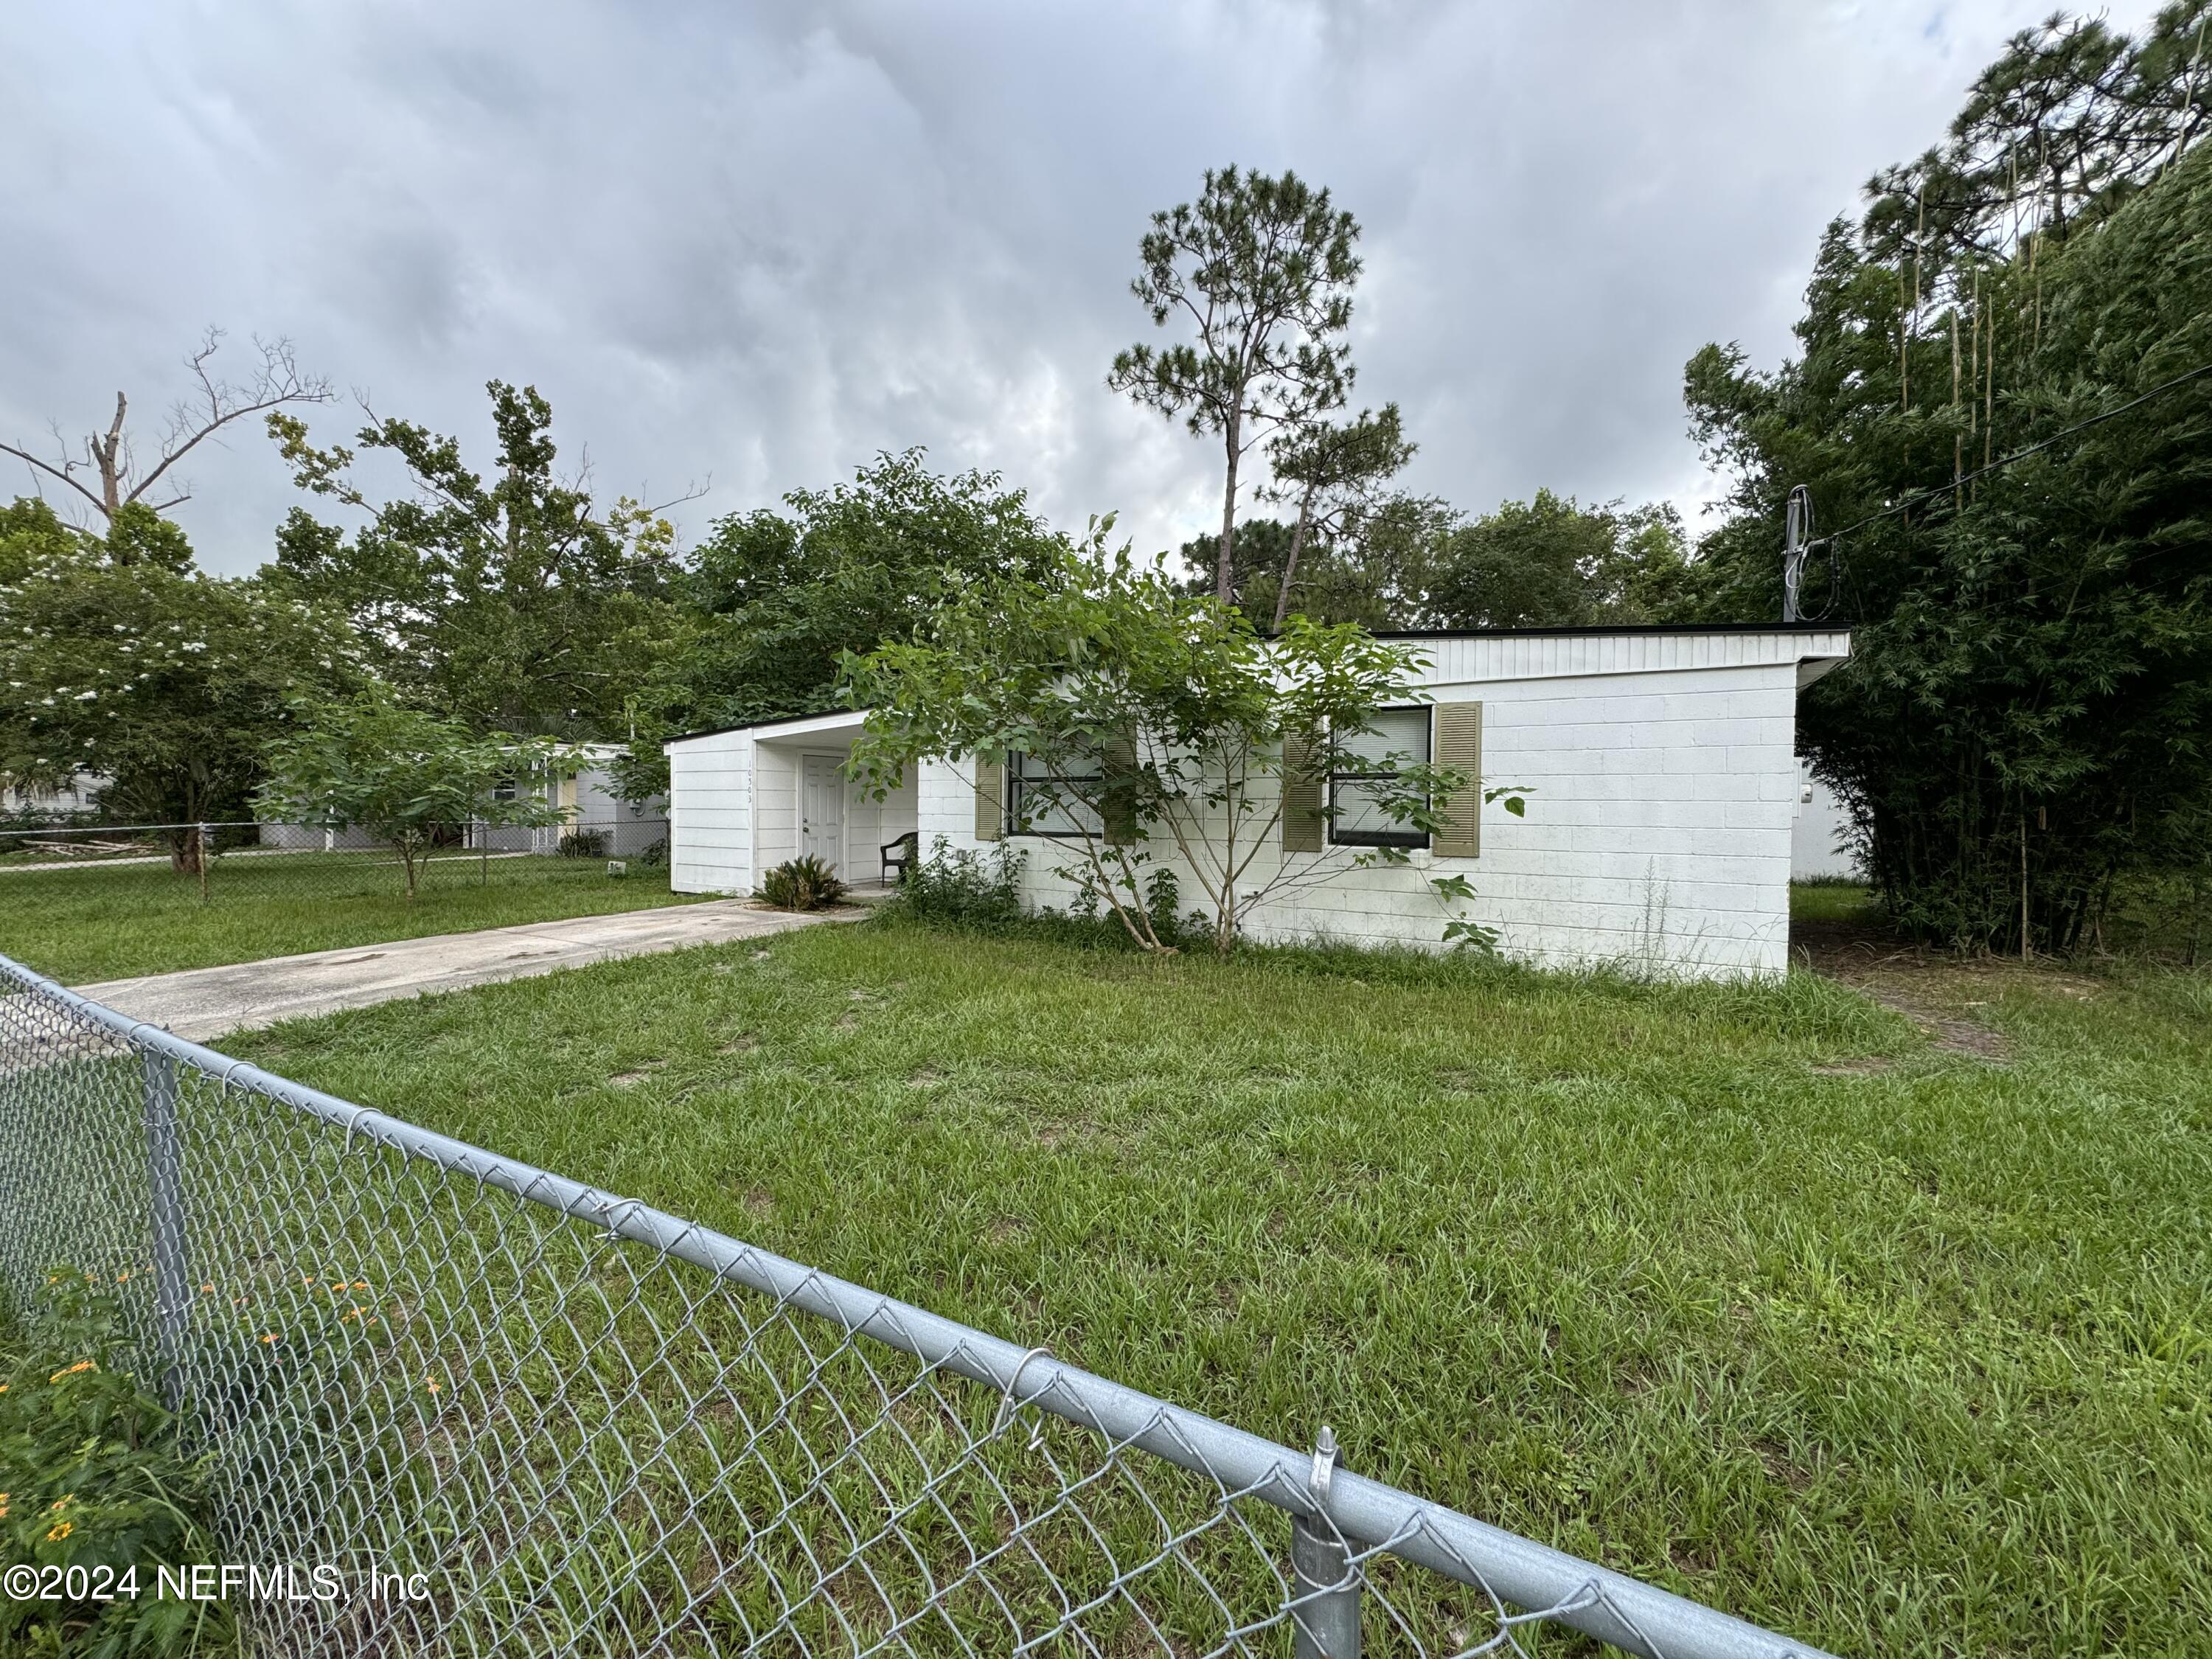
1782;484;1814;622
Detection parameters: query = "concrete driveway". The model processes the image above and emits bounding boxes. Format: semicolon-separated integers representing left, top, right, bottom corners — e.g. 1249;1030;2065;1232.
75;900;852;1041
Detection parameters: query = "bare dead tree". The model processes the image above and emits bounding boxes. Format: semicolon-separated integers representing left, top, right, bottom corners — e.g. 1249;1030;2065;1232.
1;327;331;524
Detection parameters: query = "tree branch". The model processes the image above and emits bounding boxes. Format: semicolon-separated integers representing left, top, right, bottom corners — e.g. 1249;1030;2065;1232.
0;440;106;514
131;334;333;508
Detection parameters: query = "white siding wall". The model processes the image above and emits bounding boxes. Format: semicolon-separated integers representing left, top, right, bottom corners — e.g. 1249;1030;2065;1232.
557;768;667;858
918;644;1834;980
669;724;920;893
751;746;799;874
838;773;919;882
669;733;754;894
2;770;102;815
681;632;1846;977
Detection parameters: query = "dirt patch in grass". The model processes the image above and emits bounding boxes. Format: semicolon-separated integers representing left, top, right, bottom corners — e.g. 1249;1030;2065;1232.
1811;1056;1896;1077
1432;1067;1495;1093
1793;914;2033;1061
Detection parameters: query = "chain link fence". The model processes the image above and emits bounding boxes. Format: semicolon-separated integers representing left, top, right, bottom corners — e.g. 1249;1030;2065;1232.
0;952;1834;1659
0;818;671;902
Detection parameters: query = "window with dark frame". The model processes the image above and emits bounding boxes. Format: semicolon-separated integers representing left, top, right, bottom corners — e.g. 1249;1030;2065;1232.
1005;750;1104;838
1328;706;1431;849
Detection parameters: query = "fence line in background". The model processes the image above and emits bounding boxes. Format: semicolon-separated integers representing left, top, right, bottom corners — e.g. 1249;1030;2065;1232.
0;818;670;898
0;953;1832;1659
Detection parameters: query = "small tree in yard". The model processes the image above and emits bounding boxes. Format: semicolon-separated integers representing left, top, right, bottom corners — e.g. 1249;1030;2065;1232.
844;540;1526;953
255;696;587;897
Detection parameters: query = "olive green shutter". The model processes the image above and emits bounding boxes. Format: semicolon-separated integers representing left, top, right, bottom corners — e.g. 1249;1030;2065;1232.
1280;731;1324;853
973;756;1005;842
1432;701;1483;858
1101;735;1138;845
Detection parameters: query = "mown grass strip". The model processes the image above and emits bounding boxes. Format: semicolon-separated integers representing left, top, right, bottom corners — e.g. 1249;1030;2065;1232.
0;856;703;984
220;915;2212;1655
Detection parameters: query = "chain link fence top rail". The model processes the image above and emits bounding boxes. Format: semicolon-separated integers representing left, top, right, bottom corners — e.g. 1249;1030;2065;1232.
0;953;1837;1659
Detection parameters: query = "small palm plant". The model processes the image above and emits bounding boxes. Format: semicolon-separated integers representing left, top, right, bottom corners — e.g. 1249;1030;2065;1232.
759;856;847;911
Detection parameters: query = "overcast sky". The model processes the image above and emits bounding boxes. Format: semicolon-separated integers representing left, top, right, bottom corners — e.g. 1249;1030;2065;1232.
0;1;2166;577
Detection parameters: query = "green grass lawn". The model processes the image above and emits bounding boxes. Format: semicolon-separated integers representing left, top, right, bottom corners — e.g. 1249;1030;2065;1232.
219;917;2212;1657
0;853;706;984
1788;879;1875;924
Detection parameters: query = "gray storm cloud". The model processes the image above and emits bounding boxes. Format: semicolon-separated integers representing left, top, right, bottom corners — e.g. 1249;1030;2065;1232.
0;0;2166;574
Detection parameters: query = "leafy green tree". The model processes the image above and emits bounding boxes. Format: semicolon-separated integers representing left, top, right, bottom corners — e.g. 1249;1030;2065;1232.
1422;490;1690;629
846;538;1523;953
265;381;686;738
1857;5;2211;272
0;501;361;855
0;495;84;585
255;693;586;897
1169;516;1403;631
1678;4;2212;950
1332;493;1464;627
1261;404;1416;630
611;450;1068;798
1169;517;1301;618
1179;490;1688;636
1110;167;1362;602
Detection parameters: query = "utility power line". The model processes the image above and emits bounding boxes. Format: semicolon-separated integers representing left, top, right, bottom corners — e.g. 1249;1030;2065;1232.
1784;358;2212;622
1815;358;2212;546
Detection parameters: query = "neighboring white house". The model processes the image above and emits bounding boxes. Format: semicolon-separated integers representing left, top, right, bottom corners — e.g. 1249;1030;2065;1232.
1791;765;1858;880
257;744;668;855
665;625;1852;980
2;770;103;818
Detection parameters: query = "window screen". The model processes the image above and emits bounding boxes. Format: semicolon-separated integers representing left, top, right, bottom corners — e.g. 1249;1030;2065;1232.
1329;707;1430;849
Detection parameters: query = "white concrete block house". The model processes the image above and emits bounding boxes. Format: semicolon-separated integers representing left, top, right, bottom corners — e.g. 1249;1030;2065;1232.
665;624;1851;981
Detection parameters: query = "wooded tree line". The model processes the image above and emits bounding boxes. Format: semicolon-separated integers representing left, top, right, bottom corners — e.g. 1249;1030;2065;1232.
1677;2;2212;951
0;357;1683;824
3;1;2205;950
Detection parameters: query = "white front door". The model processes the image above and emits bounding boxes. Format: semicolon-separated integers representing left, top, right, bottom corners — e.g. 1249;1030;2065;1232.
800;754;845;873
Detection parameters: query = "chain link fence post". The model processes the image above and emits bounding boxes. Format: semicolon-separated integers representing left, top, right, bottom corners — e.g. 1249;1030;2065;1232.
196;821;214;905
141;1047;190;1406
1292;1426;1362;1658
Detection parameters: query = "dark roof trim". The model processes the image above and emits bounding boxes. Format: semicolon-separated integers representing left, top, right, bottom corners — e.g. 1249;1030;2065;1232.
664;707;863;746
1369;622;1849;641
